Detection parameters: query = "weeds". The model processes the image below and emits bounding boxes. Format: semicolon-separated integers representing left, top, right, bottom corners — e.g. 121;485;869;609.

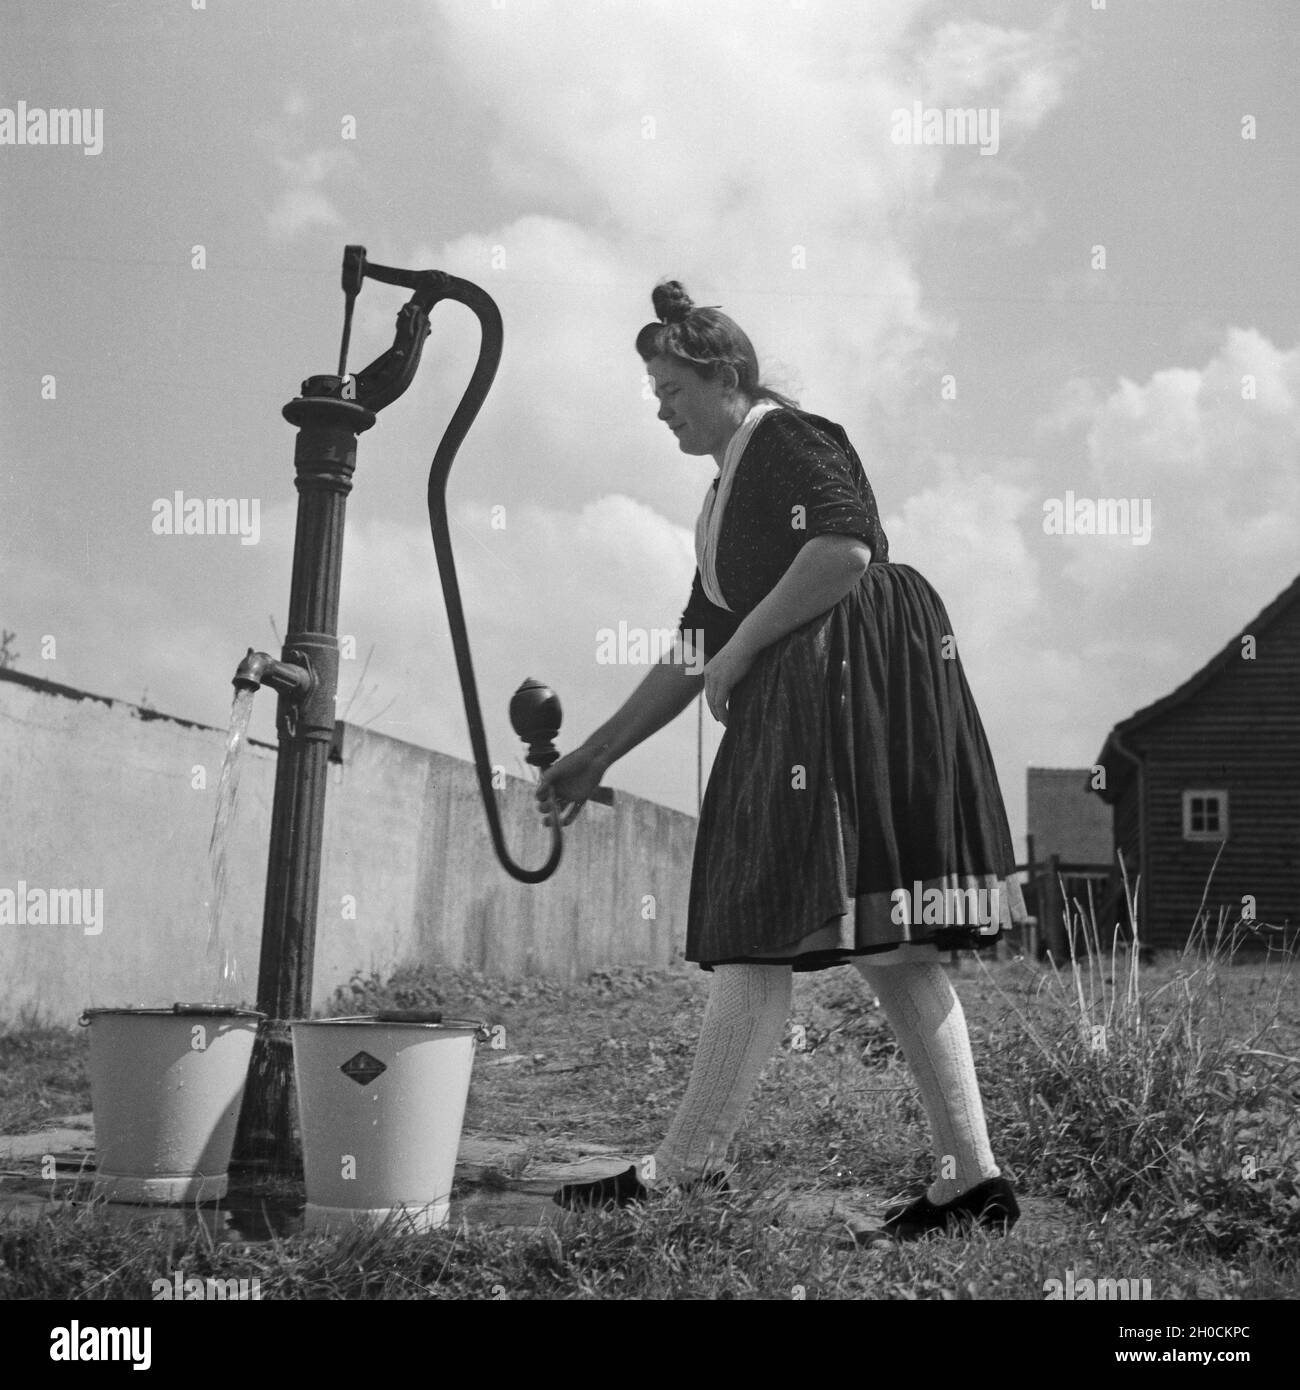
2;875;1298;1297
981;865;1300;1256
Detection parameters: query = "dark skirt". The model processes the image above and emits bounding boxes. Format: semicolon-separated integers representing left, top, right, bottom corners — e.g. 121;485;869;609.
687;561;1027;972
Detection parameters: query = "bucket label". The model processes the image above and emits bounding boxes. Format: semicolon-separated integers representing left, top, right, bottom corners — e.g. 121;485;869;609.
340;1051;387;1086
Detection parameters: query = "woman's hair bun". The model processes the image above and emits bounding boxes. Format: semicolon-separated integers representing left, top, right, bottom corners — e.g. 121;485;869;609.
652;280;694;325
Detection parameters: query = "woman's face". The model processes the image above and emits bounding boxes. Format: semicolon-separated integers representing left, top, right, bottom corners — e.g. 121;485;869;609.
646;355;740;458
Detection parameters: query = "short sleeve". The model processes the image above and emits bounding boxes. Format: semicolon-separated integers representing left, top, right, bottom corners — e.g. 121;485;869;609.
751;412;885;553
679;568;741;663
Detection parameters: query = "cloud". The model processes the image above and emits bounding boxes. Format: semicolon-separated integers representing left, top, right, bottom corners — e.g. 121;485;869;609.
924;161;1051;246
882;466;1065;801
422;0;1077;431
1031;327;1300;737
1036;376;1105;438
885;464;1039;650
914;14;1075;132
268;186;344;243
360;0;1083;829
1065;327;1299;571
897;12;1076;248
266;146;354;243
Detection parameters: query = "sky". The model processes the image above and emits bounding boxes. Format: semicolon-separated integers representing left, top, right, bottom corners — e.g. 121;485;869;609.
2;0;1297;853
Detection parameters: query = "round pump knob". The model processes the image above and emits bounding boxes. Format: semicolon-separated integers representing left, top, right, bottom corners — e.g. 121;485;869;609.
510;678;562;768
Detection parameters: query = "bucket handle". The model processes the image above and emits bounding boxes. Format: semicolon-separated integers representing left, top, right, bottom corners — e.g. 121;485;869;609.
170;1003;260;1016
321;1013;492;1041
77;1004;264;1024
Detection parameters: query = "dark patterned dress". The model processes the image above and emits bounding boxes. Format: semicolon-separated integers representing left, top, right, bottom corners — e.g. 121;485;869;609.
680;407;1026;972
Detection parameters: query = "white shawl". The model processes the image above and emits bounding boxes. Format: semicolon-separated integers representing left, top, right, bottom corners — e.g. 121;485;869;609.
694;399;782;610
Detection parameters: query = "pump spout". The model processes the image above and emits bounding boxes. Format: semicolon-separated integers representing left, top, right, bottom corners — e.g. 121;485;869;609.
233;648;313;700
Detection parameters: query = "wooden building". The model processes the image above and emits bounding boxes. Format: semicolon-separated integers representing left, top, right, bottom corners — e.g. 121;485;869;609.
1091;573;1300;952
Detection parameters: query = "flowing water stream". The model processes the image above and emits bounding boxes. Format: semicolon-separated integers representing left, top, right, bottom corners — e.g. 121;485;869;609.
204;687;256;1004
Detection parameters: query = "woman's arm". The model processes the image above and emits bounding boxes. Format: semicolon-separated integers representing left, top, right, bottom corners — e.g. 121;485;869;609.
542;534;872;804
536;645;703;823
578;642;704;769
703;532;871;723
731;532;871;656
579;535;868;759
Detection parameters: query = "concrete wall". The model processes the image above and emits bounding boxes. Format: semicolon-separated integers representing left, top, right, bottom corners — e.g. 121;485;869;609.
0;669;697;1028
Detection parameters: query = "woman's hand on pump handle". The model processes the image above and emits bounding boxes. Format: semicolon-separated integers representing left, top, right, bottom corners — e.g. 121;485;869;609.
535;743;609;827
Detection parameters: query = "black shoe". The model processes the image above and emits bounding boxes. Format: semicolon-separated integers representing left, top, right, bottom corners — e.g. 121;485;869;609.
880;1175;1019;1240
881;1176;1009;1225
551;1165;732;1210
552;1165;647;1209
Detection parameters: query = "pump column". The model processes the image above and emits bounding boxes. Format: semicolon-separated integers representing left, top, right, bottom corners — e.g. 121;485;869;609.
232;383;375;1172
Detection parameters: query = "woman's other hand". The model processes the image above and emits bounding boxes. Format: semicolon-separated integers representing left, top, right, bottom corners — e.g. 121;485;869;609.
535;743;609;826
703;637;757;726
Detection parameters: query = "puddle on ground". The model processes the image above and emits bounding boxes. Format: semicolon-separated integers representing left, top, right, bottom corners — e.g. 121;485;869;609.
0;1158;555;1242
0;1175;306;1242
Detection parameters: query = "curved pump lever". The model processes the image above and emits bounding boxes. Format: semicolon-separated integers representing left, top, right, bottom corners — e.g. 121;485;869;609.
420;275;566;883
338;252;565;882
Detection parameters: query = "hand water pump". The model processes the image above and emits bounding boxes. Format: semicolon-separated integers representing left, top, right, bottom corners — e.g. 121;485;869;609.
231;247;606;1168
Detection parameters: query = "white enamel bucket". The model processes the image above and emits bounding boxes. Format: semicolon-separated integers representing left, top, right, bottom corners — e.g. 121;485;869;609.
291;1012;486;1233
81;1005;263;1203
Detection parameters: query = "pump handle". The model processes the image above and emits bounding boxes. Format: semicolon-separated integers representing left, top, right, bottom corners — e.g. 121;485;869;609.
337;248;574;882
418;273;567;882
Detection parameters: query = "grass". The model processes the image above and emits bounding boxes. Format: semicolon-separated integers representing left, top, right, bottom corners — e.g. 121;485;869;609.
2;888;1298;1300
0;1018;90;1136
13;1181;1296;1301
982;901;1300;1258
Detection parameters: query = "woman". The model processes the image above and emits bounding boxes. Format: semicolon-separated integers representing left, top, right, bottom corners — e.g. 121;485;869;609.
537;281;1026;1239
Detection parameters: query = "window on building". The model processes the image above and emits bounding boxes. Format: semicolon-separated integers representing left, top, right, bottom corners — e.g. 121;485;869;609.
1182;790;1228;841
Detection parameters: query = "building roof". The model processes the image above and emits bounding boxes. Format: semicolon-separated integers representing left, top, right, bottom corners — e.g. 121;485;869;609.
1104;571;1300;738
1027;767;1113;864
1092;571;1300;796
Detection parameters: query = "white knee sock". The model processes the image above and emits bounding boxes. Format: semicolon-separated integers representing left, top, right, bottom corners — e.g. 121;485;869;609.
652;963;792;1184
853;957;999;1204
